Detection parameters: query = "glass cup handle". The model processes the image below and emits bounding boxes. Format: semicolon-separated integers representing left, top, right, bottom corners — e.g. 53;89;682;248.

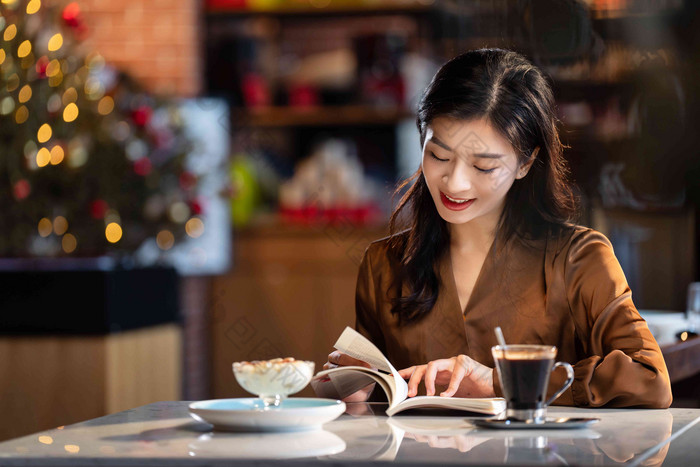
545;361;575;407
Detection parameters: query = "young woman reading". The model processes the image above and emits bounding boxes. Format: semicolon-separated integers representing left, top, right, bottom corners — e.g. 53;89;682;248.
323;48;672;408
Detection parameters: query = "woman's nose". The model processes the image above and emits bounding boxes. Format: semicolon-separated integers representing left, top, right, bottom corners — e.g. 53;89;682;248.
442;162;472;194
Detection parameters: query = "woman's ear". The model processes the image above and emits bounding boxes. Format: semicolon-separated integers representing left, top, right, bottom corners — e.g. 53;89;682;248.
516;146;540;179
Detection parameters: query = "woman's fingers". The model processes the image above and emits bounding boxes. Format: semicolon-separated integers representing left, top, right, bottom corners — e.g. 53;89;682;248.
424;360;442;396
440;358;467;397
327;351;371;368
407;365;425;397
397;366;415;379
424;360;448;396
400;355;495;398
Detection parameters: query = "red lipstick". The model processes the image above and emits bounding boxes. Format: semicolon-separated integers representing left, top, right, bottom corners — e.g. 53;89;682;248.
440;192;475;211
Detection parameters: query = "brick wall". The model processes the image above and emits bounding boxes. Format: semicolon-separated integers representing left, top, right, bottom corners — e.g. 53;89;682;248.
78;0;202;97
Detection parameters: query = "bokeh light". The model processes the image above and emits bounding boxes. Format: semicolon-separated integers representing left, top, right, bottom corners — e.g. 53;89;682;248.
63;103;78;122
49;145;64;165
26;0;40;15
105;222;122;243
37;123;52;143
46;59;61;77
67;139;88;168
0;96;15;115
185;217;204;238
15;105;29;123
97;96;114;115
46;93;61;113
6;73;19;92
62;87;77;105
168;202;190;223
37;218;52;237
84;78;105;101
17;40;31;58
18;84;32;103
112;121;131;141
3;24;17;42
48;33;62;52
156;230;175;250
53;216;68;235
62;233;77;253
36;147;50;167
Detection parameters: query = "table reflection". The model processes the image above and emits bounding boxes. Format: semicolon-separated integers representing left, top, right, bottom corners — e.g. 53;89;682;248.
323;404;674;466
188;430;346;459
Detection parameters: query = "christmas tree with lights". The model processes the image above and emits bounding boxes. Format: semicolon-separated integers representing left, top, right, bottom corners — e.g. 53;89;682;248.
0;0;203;259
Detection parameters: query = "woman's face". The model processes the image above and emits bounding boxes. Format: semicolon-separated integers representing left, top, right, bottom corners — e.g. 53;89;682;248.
421;117;531;229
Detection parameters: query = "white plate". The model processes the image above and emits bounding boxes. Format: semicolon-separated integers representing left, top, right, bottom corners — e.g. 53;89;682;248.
188;398;346;432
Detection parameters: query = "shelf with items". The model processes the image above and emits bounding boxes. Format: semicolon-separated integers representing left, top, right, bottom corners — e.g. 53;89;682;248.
231;105;414;127
206;1;430;230
205;0;433;17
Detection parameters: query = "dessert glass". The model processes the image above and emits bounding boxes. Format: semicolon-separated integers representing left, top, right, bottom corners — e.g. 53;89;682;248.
233;358;315;408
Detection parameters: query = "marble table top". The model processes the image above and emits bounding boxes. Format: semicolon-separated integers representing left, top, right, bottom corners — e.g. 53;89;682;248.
0;401;699;466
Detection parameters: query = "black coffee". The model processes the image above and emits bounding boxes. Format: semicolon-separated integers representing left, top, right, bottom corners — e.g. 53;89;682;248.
496;358;554;410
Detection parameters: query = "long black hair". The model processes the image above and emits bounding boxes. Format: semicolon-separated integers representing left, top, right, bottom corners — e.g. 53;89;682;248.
387;48;578;323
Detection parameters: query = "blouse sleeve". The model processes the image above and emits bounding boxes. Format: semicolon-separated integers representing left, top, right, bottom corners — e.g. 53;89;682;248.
563;230;672;408
354;244;387;354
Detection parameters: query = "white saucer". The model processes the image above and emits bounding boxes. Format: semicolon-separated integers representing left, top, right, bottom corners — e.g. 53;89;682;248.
188;398;346;432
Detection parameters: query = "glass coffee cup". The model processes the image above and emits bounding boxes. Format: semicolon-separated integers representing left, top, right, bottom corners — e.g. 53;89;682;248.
491;345;574;423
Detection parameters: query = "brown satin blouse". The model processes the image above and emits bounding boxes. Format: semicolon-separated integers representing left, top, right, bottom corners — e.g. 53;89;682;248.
354;226;672;408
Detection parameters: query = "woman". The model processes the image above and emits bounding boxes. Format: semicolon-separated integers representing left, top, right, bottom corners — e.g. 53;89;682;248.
324;48;672;408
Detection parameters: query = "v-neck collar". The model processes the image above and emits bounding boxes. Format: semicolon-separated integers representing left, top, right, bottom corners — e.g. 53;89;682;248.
441;234;501;318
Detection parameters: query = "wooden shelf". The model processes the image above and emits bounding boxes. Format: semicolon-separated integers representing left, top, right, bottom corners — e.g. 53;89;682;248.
231;105;414;127
206;0;432;17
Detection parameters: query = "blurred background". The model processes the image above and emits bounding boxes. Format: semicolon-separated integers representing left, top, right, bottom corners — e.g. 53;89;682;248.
1;0;699;441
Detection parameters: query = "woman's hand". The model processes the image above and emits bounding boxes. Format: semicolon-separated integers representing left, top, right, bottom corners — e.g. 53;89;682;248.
398;355;495;398
324;351;376;402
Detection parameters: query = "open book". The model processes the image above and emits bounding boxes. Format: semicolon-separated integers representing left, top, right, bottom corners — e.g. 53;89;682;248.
310;327;506;416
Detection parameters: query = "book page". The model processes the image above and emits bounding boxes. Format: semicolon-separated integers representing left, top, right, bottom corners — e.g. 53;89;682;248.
334;327;393;372
387;396;506;417
311;366;394;401
333;327;408;408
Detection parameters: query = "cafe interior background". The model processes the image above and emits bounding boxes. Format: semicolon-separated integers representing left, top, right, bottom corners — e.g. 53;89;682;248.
0;0;699;442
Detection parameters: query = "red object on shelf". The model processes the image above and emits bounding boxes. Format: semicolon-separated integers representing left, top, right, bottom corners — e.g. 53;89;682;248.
241;72;271;108
189;198;205;216
278;204;380;226
206;0;248;10
288;83;320;108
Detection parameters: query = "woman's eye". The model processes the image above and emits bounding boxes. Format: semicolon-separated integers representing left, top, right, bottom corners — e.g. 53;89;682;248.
430;152;448;162
474;166;496;174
